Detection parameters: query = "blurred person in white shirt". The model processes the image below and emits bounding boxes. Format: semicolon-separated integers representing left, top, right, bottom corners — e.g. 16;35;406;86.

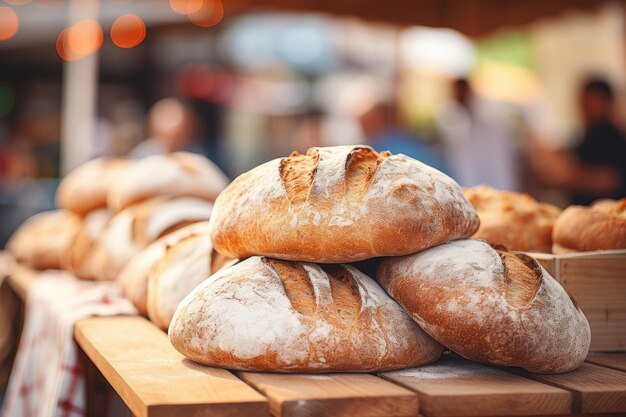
437;78;520;191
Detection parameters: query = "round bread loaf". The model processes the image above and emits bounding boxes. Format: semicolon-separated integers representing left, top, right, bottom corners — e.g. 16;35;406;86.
118;221;233;318
91;196;213;281
7;210;82;270
378;239;591;374
147;227;235;330
209;145;479;263
464;185;561;253
56;157;131;216
107;152;229;212
552;198;626;253
60;208;112;280
169;256;443;372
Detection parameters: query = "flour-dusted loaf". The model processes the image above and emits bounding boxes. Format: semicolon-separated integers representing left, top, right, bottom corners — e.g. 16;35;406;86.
464;185;561;253
147;226;235;330
107;152;229;212
169;256;443;372
56;157;131;216
60;208;112;280
378;239;591;374
7;210;82;270
209;145;479;263
92;196;213;281
118;221;232;318
553;198;626;253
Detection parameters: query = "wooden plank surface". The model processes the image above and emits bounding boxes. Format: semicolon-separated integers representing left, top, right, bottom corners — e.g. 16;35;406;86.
586;353;626;372
519;362;626;414
74;316;269;417
557;256;626;351
380;356;572;417
239;371;419;417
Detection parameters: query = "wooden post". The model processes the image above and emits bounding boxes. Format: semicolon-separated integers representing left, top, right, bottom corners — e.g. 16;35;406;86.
59;0;100;176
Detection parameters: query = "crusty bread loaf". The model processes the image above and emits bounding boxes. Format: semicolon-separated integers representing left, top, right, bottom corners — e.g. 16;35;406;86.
56;157;131;216
209;145;479;263
147;226;235;330
60;208;112;280
552;198;626;253
91;196;213;281
7;210;82;270
378;239;591;374
107;152;229;212
169;256;443;372
118;221;232;317
464;185;561;253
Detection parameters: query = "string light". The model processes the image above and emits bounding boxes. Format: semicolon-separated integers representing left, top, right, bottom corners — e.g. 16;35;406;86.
110;13;146;48
188;0;223;28
57;19;103;61
0;6;18;41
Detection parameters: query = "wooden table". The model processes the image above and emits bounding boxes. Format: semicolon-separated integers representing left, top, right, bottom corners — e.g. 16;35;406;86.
5;259;626;417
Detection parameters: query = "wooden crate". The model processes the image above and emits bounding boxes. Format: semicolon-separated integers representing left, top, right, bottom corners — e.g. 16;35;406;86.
529;250;626;352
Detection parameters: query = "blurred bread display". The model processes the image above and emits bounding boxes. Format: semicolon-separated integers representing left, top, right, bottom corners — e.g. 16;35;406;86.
553;198;626;253
464;185;562;253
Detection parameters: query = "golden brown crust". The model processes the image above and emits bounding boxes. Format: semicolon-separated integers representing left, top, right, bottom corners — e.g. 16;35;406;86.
169;256;443;372
7;210;82;270
92;196;213;281
378;239;591;374
60;209;112;280
552;198;626;253
209;145;479;263
56;157;131;216
464;185;561;253
107;152;229;212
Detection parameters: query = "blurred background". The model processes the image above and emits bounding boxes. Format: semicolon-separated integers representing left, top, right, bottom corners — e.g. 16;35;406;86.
1;0;626;251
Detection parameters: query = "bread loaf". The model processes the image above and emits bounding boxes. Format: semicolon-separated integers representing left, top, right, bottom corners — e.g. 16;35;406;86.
118;221;232;317
147;226;235;330
378;239;590;373
56;157;131;216
169;256;443;372
209;145;479;263
464;185;561;253
552;198;626;253
7;210;82;270
60;208;112;280
91;196;213;281
107;152;229;212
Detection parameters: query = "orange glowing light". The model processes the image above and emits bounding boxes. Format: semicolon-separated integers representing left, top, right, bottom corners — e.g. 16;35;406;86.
0;7;19;41
188;0;223;28
170;0;203;15
56;19;103;61
110;14;146;48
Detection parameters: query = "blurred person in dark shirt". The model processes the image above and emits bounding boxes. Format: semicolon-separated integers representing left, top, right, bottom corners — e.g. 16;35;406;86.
534;78;626;205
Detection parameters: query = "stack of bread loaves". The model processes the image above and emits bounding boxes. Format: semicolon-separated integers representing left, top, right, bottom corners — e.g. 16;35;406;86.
6;152;229;312
169;145;591;374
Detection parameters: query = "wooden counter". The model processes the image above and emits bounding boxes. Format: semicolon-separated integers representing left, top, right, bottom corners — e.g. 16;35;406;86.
5;257;626;417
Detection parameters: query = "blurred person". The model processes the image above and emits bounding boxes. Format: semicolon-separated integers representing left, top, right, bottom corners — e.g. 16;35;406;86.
129;98;202;157
437;78;520;190
533;78;626;205
358;100;448;172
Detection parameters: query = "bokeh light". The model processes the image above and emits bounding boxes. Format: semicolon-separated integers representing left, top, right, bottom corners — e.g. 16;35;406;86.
170;0;203;15
111;14;146;48
0;6;19;41
188;0;223;28
56;19;104;61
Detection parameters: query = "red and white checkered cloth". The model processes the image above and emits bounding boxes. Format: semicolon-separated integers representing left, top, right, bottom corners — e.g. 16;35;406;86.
1;270;137;417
